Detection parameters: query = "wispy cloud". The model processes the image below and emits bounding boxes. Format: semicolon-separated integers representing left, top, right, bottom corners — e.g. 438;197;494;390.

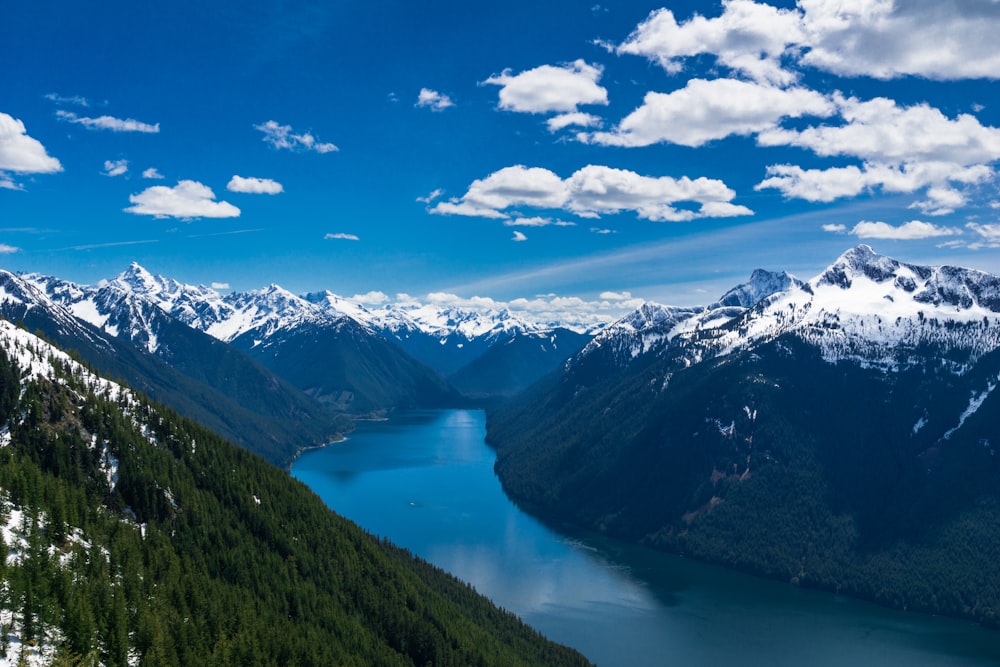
416;88;455;111
211;281;230;290
56;110;159;133
325;232;359;241
54;239;159;252
125;181;240;219
504;217;576;228
227;175;284;194
511;231;528;242
254;120;338;153
0;244;20;254
416;188;444;204
44;92;90;107
103;159;128;177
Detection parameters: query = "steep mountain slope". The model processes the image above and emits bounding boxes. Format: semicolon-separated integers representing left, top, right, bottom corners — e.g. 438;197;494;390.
448;328;591;398
488;246;1000;626
0;319;590;666
25;267;457;415
10;271;345;467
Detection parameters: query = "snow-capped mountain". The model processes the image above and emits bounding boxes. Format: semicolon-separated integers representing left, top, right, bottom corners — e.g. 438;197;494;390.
571;245;1000;376
487;246;1000;630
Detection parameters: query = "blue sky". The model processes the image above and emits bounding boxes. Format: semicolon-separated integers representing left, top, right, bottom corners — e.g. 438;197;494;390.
3;0;1000;318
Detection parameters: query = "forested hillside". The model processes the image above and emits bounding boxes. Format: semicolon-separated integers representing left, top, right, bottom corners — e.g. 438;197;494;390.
488;336;1000;627
0;320;590;666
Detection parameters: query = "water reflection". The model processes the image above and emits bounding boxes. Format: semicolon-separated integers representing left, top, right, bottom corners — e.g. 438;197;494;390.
292;410;1000;667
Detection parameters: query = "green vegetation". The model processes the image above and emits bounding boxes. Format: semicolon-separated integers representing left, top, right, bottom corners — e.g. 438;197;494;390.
489;335;1000;627
0;339;591;665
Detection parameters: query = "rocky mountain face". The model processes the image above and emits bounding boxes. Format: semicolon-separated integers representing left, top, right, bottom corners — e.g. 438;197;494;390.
8;269;347;467
487;245;1000;627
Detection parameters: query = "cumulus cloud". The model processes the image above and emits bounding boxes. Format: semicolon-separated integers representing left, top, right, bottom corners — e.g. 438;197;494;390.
582;78;834;148
418;291;641;326
325;232;359;241
616;0;1000;83
546;112;602;132
758;96;1000;166
124;180;240;219
227;175;284;194
56;110;159;133
511;231;528;242
850;220;962;240
103;159;128;177
254;120;338;153
350;291;390;305
431;164;753;222
0;112;63;179
415;88;455;111
483;60;608;114
142;167;164;179
822;223;847;233
616;1;806;85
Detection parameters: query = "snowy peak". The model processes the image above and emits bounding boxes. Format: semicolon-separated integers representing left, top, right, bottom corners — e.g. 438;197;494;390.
713;268;803;309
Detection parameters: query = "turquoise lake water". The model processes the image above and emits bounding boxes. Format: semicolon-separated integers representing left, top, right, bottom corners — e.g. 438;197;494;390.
291;409;1000;666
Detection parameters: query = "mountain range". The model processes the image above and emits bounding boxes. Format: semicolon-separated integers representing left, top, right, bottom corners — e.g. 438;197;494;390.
488;245;1000;626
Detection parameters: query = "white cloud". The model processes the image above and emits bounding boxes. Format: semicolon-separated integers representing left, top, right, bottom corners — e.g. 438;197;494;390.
616;1;1000;83
416;188;444;203
432;164;753;222
616;1;806;85
755;161;994;206
822;223;847;233
0;243;20;254
483;60;608;114
254;120;338;153
503;217;576;228
227;175;284;194
0;112;63;176
582;79;834;148
599;290;632;300
850;220;962;240
420;291;643;326
758;96;1000;166
44;93;90;107
415;88;455;111
967;222;1000;248
591;227;616;234
512;231;528;242
142;167;164;179
798;0;1000;80
211;282;230;290
325;232;359;241
56;110;159;133
124;180;240;219
103;159;128;177
350;291;390;304
546;112;602;132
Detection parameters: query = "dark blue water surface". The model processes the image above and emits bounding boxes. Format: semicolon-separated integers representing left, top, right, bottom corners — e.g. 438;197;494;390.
292;410;1000;667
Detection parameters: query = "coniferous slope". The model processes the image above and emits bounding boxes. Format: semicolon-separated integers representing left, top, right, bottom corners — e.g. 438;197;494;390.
0;319;590;666
5;270;347;467
489;247;1000;627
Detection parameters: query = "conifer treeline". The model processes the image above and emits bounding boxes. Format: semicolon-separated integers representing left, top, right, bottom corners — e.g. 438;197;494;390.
0;344;591;666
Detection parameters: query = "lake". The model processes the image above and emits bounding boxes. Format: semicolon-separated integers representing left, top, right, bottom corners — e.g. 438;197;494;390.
291;409;1000;666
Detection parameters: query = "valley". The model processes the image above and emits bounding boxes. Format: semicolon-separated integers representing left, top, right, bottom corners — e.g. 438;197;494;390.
3;244;1000;662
